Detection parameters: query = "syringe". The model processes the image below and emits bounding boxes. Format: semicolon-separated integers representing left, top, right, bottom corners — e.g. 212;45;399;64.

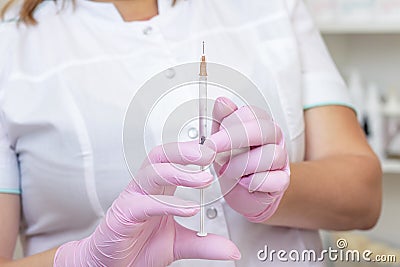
197;42;208;237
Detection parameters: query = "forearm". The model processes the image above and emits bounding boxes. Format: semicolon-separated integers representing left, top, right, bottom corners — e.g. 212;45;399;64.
0;248;57;267
266;154;382;230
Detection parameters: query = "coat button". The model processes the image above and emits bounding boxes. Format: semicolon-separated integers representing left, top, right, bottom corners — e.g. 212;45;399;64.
143;26;153;35
188;127;198;139
164;68;175;79
206;207;218;219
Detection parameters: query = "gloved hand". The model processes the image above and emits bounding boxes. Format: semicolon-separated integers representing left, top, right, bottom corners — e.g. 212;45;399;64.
54;141;241;267
207;97;290;223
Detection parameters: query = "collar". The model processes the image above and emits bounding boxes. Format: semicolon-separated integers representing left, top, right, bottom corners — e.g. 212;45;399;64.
75;0;174;24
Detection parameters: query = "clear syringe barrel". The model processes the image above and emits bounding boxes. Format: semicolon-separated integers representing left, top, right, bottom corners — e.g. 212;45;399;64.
199;75;207;145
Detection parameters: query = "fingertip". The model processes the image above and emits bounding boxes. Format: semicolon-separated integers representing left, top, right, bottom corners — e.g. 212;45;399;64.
248;175;261;193
212;97;238;124
281;172;291;191
179;141;216;165
248;184;257;193
231;248;242;260
178;205;200;216
247;171;290;193
274;124;284;145
202;173;215;187
189;172;214;189
216;97;237;111
220;241;241;261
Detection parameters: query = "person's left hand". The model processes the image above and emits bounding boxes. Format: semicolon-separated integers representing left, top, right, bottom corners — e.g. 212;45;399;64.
206;97;290;223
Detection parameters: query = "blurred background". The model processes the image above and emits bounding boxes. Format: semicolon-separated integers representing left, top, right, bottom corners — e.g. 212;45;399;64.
305;0;400;266
1;0;399;266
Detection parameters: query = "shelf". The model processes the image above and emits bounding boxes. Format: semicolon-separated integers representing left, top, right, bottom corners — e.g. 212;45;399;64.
382;159;400;174
317;20;400;34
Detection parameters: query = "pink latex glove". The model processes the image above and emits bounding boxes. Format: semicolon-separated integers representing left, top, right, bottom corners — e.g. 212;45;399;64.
54;141;241;267
207;97;290;223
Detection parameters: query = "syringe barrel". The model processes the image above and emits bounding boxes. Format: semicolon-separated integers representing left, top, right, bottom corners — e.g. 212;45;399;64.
199;76;207;144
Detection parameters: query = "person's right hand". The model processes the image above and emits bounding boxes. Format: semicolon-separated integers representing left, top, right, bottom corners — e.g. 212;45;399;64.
207;97;290;223
54;141;241;267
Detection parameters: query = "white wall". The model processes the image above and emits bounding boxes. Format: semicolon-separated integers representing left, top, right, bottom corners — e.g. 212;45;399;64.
324;34;400;93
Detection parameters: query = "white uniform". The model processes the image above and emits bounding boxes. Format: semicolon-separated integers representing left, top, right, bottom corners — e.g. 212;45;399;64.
0;0;353;266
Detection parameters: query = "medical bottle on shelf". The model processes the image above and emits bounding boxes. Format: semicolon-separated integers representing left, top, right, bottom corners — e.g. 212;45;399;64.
337;0;376;21
376;0;400;22
383;88;400;159
365;83;384;159
348;70;365;124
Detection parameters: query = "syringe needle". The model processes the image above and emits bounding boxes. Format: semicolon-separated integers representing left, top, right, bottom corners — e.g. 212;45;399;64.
197;42;208;237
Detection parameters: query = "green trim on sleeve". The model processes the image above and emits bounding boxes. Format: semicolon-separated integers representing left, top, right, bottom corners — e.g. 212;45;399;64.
0;188;21;195
303;102;357;114
1;18;19;24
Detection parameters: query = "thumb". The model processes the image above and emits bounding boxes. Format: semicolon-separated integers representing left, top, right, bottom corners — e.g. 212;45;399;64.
211;97;238;134
173;223;241;261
